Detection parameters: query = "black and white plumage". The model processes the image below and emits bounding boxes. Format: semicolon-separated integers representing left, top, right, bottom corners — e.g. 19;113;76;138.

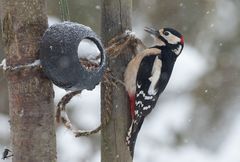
124;27;184;157
2;148;13;160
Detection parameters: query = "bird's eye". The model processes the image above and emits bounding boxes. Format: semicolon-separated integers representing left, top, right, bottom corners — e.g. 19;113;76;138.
163;31;170;36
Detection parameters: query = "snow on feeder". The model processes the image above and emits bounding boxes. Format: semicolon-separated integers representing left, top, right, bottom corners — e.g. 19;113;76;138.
40;22;106;91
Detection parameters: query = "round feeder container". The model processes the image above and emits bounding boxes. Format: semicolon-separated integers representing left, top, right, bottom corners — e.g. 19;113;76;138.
40;22;106;91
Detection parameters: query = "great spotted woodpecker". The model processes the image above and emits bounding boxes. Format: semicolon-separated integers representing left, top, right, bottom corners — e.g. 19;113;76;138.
124;27;184;157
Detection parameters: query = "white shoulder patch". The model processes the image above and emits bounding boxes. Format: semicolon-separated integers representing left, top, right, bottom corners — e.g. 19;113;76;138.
148;57;162;95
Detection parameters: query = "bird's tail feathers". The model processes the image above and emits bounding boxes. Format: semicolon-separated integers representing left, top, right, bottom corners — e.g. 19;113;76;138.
126;118;144;157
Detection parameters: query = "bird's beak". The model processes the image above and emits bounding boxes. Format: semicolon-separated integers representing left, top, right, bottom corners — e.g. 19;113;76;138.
144;27;159;37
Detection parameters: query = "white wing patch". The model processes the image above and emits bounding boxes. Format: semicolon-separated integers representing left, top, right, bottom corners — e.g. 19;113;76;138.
143;105;151;110
136;101;144;107
137;90;153;100
148;57;162;95
137;83;141;89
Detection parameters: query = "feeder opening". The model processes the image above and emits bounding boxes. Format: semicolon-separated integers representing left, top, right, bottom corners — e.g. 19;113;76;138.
78;38;101;71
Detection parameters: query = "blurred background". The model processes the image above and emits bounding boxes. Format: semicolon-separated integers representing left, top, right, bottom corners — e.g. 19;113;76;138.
1;0;240;161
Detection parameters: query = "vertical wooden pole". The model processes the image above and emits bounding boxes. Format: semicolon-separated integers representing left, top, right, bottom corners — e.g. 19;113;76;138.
2;0;56;161
101;0;133;161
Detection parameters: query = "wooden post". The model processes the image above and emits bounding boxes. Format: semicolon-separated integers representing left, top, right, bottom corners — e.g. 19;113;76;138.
101;0;133;161
2;0;56;161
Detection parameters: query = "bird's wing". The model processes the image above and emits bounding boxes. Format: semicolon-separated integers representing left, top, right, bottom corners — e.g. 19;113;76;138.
135;54;162;117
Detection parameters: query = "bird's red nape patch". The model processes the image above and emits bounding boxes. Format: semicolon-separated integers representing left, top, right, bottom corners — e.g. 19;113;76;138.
180;36;184;45
129;95;135;119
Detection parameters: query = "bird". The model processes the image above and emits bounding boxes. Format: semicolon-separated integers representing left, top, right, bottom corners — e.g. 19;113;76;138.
2;148;13;160
124;27;184;157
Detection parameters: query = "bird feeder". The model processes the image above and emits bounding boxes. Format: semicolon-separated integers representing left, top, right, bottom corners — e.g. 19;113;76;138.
40;22;106;91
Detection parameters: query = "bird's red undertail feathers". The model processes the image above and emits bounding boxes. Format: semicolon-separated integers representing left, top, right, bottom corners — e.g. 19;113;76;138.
129;94;135;119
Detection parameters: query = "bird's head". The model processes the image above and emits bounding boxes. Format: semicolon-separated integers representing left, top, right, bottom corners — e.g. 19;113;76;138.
144;27;184;56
